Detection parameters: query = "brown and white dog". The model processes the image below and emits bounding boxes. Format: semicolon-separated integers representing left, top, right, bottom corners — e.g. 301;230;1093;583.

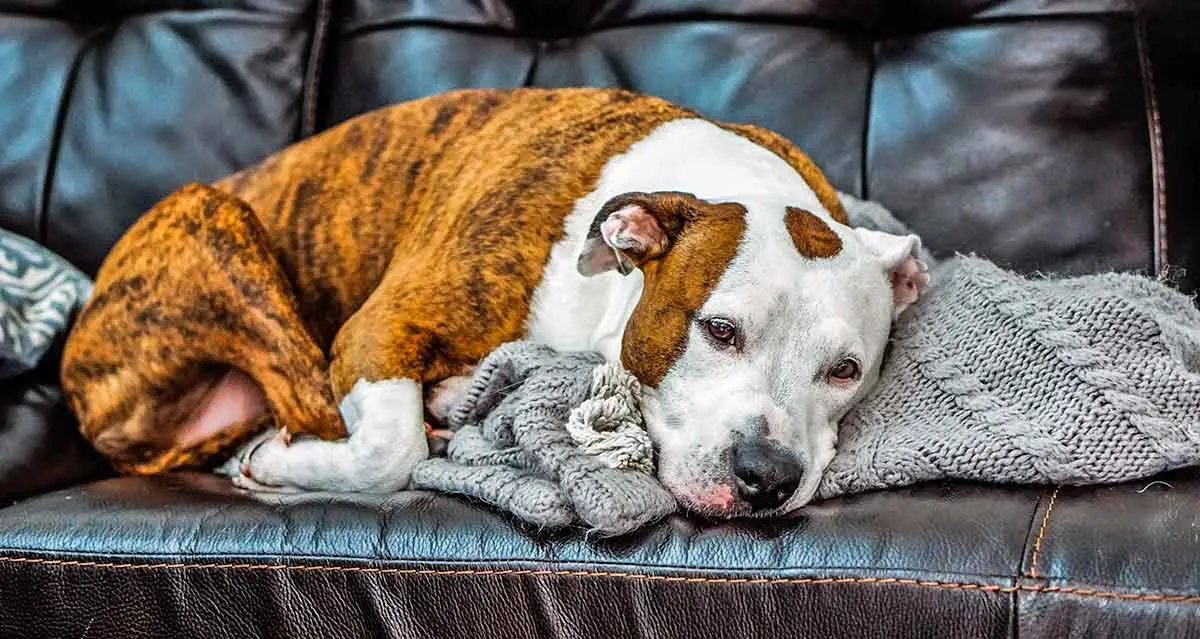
61;88;926;518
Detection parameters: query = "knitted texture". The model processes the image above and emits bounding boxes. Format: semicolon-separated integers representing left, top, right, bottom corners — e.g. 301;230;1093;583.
410;341;674;535
818;195;1200;498
566;363;655;474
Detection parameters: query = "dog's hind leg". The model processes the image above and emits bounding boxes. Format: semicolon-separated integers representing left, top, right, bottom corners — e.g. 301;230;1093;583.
232;247;525;492
62;183;345;474
229;320;450;493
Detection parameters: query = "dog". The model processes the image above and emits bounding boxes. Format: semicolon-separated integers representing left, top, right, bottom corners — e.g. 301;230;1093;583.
61;88;927;518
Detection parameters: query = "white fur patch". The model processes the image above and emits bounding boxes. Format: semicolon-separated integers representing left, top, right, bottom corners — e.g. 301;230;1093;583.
230;378;427;493
525;118;827;362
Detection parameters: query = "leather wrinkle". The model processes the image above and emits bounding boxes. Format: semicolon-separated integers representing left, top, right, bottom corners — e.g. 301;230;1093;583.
860;39;879;199
521;41;543;88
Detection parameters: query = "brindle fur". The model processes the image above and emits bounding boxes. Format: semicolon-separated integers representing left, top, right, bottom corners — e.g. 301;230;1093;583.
61;87;847;474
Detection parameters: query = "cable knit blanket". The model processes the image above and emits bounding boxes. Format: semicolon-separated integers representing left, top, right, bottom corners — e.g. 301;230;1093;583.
818;195;1200;498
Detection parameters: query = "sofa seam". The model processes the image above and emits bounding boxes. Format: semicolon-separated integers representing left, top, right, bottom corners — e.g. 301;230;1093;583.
1028;487;1059;579
859;39;878;198
299;0;334;137
0;548;1017;582
520;41;543;87
0;556;1017;591
35;25;112;245
337;11;1143;42
2;555;1199;604
1134;17;1167;274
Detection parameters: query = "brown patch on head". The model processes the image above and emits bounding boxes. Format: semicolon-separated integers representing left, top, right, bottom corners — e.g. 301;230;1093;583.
785;207;843;259
612;194;748;387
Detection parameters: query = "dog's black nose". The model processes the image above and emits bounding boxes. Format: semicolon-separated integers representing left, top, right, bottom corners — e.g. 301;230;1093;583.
732;438;803;511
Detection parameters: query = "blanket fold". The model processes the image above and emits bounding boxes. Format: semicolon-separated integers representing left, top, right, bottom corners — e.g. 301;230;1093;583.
411;342;675;535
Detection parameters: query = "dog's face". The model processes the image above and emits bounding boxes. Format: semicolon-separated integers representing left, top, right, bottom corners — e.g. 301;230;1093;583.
578;191;927;518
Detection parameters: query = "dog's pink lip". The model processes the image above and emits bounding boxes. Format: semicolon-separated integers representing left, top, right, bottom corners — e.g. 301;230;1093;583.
674;483;741;517
701;484;736;509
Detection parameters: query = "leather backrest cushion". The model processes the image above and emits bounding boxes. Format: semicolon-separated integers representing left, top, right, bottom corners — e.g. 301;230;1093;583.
0;0;317;276
2;0;1198;286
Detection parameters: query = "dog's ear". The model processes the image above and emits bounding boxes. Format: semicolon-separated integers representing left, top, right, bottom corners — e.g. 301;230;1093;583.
577;191;701;276
853;228;930;318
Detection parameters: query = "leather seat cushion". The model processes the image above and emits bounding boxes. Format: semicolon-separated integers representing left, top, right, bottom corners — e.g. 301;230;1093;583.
2;469;1198;637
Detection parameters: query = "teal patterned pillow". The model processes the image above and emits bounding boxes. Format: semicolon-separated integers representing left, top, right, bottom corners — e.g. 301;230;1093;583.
0;229;92;378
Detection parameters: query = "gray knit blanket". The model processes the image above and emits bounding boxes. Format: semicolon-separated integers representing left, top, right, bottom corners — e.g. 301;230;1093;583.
818;196;1200;498
411;342;675;536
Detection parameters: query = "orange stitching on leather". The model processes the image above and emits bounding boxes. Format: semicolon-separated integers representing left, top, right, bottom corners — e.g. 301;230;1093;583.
3;554;1199;604
1030;487;1060;579
1037;585;1200;604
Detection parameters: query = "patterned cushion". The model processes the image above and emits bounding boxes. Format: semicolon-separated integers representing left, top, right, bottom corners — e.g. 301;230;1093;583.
0;229;91;378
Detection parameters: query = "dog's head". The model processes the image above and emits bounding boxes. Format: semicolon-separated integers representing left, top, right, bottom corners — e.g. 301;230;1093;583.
578;190;927;517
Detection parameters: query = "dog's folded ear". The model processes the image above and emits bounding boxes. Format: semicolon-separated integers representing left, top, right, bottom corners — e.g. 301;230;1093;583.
577;191;702;276
853;228;930;318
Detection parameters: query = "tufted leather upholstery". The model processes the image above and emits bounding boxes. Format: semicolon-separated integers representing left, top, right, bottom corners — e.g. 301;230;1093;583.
2;1;1200;636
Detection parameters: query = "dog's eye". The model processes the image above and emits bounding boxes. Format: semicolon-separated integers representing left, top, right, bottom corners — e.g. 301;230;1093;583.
702;317;739;348
828;358;861;383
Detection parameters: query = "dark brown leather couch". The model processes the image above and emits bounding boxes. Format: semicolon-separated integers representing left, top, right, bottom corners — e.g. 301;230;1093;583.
2;1;1199;637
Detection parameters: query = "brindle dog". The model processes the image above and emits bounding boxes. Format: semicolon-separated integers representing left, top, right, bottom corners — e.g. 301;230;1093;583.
62;88;847;484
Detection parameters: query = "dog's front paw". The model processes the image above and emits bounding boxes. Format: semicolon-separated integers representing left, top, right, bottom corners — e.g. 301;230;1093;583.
228;378;429;494
230;430;301;492
232;426;351;492
231;470;301;493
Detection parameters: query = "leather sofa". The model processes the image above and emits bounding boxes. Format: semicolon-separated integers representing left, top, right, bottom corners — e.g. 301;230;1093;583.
3;1;1199;636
